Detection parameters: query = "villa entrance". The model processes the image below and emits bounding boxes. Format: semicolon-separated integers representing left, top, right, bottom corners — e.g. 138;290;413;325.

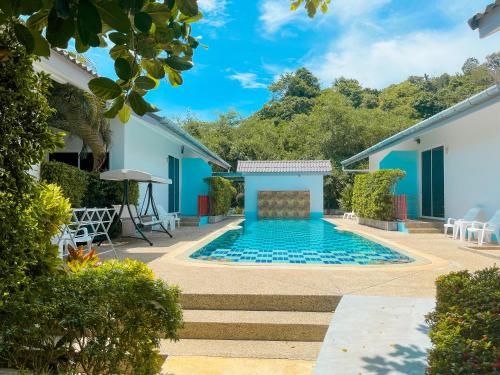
421;146;444;218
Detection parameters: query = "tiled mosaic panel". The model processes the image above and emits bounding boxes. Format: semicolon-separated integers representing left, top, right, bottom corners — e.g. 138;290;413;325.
258;191;310;219
190;219;413;265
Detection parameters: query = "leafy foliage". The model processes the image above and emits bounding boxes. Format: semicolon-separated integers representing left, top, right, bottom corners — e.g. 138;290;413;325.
338;183;354;212
0;24;68;304
1;0;204;119
0;184;71;305
205;176;237;216
182;56;496;207
66;245;101;272
0;259;183;374
351;169;405;221
48;82;111;171
426;267;500;374
40;160;89;207
290;0;331;17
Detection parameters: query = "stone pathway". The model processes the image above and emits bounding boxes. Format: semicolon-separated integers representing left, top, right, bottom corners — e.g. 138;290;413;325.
314;295;435;375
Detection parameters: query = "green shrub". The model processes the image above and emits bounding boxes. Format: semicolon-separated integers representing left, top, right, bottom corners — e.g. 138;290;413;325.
0;259;183;374
236;192;244;208
338;183;353;212
40;160;89;207
0;24;65;303
0;184;71;306
205;177;237;216
426;267;500;374
351;169;405;221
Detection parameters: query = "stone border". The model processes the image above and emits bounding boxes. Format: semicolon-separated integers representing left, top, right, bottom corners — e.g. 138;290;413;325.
358;217;398;231
165;218;435;270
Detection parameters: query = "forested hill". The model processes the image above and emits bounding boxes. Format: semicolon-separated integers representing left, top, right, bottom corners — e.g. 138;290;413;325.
181;52;498;207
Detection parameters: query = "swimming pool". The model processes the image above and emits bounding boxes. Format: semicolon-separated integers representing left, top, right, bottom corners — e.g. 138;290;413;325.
190;219;413;265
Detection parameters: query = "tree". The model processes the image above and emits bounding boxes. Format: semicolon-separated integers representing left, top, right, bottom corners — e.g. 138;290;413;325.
462;57;480;74
0;0;203;120
259;68;320;121
48;83;111;171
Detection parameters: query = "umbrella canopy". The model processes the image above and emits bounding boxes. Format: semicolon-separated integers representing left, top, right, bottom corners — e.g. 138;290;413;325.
100;169;171;184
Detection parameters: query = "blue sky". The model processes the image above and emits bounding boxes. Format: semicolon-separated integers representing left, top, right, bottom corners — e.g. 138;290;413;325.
85;0;500;120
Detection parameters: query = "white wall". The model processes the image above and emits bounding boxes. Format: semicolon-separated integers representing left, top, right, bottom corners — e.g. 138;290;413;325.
369;96;500;219
244;174;325;218
119;116;183;212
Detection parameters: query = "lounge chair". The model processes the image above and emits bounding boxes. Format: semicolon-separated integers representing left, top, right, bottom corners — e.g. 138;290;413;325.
467;210;500;246
443;207;484;241
52;226;92;258
343;211;357;220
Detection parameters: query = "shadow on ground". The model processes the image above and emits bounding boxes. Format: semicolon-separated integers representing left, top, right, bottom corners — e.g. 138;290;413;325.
361;343;429;375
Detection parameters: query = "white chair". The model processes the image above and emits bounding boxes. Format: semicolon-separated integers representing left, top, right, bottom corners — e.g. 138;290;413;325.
343;211;357;220
467;210;500;246
444;207;484;241
156;205;176;231
52;226;92;258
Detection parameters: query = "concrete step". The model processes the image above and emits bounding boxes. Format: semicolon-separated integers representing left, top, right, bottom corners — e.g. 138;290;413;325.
404;221;443;229
160;339;322;360
180;293;341;312
180;310;332;342
180;216;200;227
407;227;442;234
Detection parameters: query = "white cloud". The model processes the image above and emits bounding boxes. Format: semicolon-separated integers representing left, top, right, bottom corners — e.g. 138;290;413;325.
307;25;500;88
258;0;302;35
198;0;229;27
228;72;267;89
330;0;390;23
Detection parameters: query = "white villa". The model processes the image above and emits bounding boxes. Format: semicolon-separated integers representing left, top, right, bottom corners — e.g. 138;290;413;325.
341;84;500;221
34;49;230;216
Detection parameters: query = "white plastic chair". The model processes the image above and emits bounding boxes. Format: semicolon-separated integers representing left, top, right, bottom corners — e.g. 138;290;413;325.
52;226;92;258
444;207;484;241
156;205;176;231
343;211;357;220
467;210;500;246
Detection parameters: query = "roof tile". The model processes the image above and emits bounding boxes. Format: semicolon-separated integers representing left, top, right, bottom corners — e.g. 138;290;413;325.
237;160;332;174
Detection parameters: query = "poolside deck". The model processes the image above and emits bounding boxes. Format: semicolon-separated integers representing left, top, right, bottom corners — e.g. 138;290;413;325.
107;218;498;374
111;217;498;297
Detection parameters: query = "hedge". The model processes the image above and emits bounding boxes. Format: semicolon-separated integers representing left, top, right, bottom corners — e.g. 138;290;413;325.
41;161;139;237
351;169;405;221
426;267;500;374
205;176;237;216
41;161;138;208
40;160;88;207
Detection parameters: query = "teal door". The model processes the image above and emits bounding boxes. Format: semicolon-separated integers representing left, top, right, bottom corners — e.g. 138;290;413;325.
168;156;179;213
421;146;444;218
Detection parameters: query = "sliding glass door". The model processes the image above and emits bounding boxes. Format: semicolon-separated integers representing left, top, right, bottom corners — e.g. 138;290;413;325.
421;146;444;218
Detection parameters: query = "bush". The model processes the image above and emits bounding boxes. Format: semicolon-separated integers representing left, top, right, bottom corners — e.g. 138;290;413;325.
0;259;183;374
40;160;89;207
0;23;65;303
0;184;70;305
236;192;244;208
205;177;237;216
426;267;500;374
83;171;139;208
338;183;353;212
351;169;405;221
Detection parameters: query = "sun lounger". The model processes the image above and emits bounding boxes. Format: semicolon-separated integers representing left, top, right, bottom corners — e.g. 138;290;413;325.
467;210;500;246
444;207;484;241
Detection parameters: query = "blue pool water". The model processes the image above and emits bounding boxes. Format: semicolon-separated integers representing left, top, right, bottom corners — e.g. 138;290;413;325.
190;219;413;265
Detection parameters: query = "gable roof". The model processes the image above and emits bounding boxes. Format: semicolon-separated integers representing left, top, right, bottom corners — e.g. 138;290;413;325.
237;160;332;174
341;84;500;167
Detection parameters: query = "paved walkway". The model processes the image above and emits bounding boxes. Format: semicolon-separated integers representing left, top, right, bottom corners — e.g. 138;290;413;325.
314;295;435;375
